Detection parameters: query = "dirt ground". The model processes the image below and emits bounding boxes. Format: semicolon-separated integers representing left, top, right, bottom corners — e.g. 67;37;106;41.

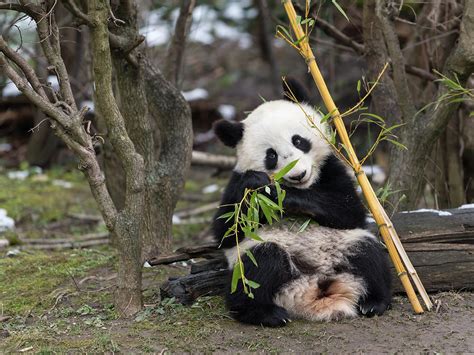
1;256;473;354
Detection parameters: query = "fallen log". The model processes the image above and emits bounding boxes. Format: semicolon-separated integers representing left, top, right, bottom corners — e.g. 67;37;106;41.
191;151;235;170
20;232;110;250
156;207;474;304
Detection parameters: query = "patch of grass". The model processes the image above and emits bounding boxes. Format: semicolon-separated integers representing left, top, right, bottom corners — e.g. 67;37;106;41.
0;248;115;316
0;168;97;228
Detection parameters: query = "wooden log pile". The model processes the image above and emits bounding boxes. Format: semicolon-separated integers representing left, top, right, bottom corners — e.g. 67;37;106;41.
149;207;474;304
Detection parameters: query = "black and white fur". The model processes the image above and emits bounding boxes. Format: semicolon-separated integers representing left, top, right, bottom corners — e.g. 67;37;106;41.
213;79;392;327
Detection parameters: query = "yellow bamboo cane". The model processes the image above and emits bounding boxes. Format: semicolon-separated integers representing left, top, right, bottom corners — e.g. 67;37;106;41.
282;0;432;313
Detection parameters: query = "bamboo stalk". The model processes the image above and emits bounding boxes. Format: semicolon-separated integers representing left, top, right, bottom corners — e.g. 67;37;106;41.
282;0;432;313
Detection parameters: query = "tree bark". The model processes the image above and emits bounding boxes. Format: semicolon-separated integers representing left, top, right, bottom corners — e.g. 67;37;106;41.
362;0;474;209
98;2;193;260
89;0;145;316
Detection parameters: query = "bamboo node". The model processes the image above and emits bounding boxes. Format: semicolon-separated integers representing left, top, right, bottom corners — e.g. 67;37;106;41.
305;56;316;64
398;271;408;277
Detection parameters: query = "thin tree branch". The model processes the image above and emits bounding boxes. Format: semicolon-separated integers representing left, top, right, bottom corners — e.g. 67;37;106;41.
34;6;77;111
0;1;42;21
0;52;117;229
405;64;437;81
0;36;48;100
163;0;196;88
63;0;93;26
312;12;436;81
313;15;365;54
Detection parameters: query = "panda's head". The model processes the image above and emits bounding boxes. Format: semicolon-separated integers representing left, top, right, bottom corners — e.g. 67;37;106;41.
214;79;331;189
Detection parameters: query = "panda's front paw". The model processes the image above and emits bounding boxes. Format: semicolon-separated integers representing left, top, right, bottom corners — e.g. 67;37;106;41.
359;299;390;318
241;170;271;190
260;306;291;327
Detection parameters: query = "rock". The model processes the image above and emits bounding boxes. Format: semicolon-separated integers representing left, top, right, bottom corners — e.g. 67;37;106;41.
0;239;9;249
6;248;20;257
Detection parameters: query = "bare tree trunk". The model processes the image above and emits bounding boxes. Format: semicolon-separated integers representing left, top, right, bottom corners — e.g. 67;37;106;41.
445;115;465;207
89;0;145;316
255;0;280;96
104;2;193;259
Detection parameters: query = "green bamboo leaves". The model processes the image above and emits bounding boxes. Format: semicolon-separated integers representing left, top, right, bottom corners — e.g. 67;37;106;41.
221;160;298;297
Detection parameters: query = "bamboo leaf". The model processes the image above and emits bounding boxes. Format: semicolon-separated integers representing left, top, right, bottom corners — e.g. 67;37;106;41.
245;229;264;242
331;0;349;21
245;249;259;267
276;25;293;42
385;138;408;150
257;193;280;210
360;112;385;124
231;262;242;293
245;279;261;289
259;201;274;225
275;181;284;211
298;218;311;233
274;159;299;182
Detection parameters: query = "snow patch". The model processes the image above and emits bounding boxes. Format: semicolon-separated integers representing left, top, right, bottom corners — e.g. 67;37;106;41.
458;204;474;210
81;100;95;113
401;209;452;216
52;179;73;189
202;184;219;194
141;5;253;48
182;88;208;101
218;104;236;120
362;165;386;184
2;81;21;97
7;171;29;180
47;75;59;90
172;214;182;224
0;209;15;232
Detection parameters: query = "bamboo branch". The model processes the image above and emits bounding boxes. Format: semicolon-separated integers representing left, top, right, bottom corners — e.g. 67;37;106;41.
281;0;432;313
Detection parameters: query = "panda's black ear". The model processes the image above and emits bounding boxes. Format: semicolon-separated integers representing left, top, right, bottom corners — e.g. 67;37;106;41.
213;119;244;148
282;77;311;103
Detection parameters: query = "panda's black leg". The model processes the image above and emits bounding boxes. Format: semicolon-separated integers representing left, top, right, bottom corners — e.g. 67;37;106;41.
226;242;296;327
347;238;392;317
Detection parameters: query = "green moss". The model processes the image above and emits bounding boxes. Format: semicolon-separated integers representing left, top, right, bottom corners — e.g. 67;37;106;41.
0;248;115;315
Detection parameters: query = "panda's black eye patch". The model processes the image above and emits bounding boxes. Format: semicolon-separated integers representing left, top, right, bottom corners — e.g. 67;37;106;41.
292;135;311;153
265;148;278;170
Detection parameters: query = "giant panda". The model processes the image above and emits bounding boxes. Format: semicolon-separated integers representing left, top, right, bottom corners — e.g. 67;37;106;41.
212;79;392;327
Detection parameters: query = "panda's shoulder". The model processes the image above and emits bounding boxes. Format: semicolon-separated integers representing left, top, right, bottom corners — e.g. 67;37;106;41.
317;154;353;186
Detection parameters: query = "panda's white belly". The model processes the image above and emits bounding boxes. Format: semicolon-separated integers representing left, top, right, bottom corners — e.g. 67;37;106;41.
225;223;375;274
224;223;374;321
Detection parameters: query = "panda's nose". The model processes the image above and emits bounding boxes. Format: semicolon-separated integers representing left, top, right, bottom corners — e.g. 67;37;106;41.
289;170;306;182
